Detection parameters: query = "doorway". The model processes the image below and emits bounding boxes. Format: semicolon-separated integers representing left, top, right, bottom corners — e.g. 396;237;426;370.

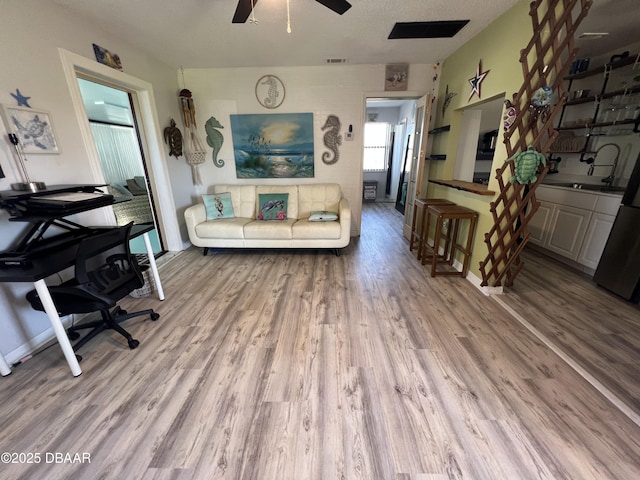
364;98;418;207
77;78;164;255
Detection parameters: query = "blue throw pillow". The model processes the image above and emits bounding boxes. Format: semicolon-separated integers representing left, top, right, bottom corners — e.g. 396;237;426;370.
203;192;235;220
257;193;288;221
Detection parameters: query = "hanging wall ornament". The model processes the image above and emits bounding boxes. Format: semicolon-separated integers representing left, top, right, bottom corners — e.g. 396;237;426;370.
503;99;517;132
163;118;183;158
255;75;285;109
529;86;553;124
179;88;207;185
321;115;342;165
442;84;457;117
205;117;225;168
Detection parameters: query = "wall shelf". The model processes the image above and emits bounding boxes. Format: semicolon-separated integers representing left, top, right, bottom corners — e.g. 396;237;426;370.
428;125;451;134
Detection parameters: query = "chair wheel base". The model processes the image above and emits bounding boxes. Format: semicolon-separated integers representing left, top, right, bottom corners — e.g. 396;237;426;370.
150;312;160;321
68;331;81;340
128;339;140;349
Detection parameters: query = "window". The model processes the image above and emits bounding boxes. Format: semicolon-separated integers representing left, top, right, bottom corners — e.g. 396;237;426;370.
363;122;390;171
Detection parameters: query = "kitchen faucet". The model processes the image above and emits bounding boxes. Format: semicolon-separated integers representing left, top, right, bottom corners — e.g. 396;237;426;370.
583;143;620;187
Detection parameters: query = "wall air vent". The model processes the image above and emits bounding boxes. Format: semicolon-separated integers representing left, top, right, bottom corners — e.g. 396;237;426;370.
326;58;348;64
388;20;469;39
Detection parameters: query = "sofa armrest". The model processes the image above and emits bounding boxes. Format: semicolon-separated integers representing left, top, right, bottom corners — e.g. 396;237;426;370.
339;197;351;241
184;203;206;245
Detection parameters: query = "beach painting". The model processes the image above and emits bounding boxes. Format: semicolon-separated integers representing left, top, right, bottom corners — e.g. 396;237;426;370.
230;113;314;178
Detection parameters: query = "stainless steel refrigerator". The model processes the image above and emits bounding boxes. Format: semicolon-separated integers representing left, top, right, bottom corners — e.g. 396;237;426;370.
593;152;640;302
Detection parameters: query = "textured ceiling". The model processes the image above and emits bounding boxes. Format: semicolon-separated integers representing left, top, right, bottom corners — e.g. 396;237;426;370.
52;0;637;70
52;0;524;68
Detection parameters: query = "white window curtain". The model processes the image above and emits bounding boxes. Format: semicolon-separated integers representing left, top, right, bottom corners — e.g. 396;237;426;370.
90;123;145;186
363;122;390;172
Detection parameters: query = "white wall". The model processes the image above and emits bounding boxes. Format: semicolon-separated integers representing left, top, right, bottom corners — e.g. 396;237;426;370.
0;0;183;363
180;65;433;234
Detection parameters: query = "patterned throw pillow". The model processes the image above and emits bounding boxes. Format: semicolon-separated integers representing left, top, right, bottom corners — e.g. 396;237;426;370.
203;192;235;220
309;211;338;222
257;193;288;221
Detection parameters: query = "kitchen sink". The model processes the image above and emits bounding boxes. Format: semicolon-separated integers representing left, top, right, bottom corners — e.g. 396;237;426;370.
543;182;625;193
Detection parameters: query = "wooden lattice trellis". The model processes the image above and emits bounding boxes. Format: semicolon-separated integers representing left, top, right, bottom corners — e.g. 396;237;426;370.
479;0;593;287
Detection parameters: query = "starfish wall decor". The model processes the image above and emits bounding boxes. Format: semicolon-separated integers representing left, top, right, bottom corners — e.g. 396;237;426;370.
10;89;31;107
468;60;489;101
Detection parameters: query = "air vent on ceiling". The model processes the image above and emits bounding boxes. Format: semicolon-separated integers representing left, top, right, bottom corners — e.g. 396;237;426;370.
388;20;469;39
326;58;348;64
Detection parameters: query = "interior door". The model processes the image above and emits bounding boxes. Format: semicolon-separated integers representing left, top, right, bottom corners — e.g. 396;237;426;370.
402;93;433;239
77;77;164;255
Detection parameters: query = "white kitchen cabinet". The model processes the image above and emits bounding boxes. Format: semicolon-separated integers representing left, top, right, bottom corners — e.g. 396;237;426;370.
529;185;620;270
546;205;592;260
528;201;554;246
578;212;617;269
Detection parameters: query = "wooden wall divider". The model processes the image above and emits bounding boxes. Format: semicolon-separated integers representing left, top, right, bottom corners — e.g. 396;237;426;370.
479;0;593;287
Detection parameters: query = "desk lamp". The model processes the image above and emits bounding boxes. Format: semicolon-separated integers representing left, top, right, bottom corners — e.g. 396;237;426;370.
7;133;46;191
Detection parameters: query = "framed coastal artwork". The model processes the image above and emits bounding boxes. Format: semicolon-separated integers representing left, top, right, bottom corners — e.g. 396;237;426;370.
229;113;314;178
1;105;60;153
385;64;409;91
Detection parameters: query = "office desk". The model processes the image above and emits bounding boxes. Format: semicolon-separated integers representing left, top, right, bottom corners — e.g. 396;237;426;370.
0;185;164;377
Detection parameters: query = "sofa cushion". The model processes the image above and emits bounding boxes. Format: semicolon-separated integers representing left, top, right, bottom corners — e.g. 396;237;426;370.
214;185;256;218
196;218;252;239
257;193;288;221
244;219;296;239
203;192;235;220
298;184;342;218
292;218;342;239
256;185;299;219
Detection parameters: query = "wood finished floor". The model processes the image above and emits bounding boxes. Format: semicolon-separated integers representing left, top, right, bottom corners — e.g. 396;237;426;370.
0;202;639;479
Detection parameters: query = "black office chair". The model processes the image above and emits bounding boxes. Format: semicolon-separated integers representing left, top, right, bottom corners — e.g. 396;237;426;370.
26;223;159;360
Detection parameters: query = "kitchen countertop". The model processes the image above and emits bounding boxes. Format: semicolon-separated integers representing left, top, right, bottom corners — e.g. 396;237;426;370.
540;181;624;196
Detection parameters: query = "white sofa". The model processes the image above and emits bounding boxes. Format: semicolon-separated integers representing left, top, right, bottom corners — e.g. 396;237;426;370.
184;183;351;255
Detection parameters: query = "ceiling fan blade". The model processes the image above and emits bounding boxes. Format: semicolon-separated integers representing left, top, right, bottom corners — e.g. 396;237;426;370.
232;0;260;23
315;0;352;15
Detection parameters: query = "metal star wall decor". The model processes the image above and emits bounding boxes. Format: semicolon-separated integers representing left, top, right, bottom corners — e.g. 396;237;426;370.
468;60;489;101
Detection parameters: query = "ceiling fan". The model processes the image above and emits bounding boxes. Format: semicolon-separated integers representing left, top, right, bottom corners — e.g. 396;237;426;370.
232;0;352;23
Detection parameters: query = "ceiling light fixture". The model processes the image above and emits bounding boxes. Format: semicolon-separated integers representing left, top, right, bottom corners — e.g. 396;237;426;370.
286;0;292;33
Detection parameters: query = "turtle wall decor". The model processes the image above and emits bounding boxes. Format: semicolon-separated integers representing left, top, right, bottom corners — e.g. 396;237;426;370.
506;145;546;184
163;119;183;158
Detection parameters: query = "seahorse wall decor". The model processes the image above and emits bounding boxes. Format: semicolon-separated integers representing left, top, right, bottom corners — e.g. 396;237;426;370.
322;115;342;165
205;116;225;168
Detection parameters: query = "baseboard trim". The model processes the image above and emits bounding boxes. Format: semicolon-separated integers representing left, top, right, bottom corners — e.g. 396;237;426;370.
4;315;76;367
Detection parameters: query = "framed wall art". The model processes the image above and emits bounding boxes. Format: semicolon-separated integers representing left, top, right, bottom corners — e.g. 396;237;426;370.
229;113;314;178
1;105;60;153
93;43;123;71
385;64;409;91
